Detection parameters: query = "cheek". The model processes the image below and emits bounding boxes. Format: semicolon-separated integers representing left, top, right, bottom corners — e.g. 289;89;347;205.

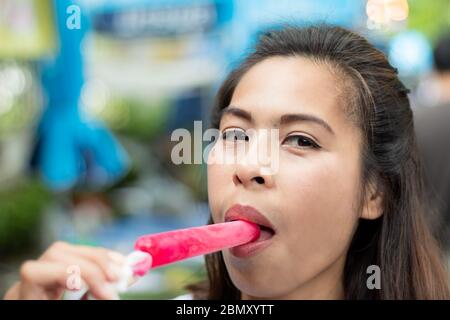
207;151;233;223
279;152;361;263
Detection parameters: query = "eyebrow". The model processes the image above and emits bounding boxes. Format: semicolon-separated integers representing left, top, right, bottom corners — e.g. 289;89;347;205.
220;107;253;123
280;113;334;134
221;106;334;134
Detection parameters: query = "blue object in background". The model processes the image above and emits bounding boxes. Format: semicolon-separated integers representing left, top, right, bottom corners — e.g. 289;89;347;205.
226;0;365;67
389;31;433;77
34;0;367;191
35;0;129;191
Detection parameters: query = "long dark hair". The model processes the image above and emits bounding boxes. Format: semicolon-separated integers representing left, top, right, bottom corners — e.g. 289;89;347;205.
188;25;449;299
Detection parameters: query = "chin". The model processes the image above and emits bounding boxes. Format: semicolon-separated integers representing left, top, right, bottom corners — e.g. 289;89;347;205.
224;257;288;298
232;276;288;299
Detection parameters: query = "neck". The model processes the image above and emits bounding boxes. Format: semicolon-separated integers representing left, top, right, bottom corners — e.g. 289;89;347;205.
241;254;346;300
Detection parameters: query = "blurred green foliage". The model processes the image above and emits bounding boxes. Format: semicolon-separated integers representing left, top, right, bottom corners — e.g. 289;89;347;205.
0;179;51;256
408;0;450;42
93;97;171;140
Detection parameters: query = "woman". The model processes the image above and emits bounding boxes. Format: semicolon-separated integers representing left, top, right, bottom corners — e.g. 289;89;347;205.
5;25;450;300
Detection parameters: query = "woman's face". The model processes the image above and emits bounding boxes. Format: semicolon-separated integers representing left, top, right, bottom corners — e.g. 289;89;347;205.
207;56;366;299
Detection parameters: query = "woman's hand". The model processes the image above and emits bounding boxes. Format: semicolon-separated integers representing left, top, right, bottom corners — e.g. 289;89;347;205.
3;241;127;300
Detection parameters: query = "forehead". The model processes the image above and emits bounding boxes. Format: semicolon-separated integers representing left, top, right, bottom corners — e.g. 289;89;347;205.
229;56;347;126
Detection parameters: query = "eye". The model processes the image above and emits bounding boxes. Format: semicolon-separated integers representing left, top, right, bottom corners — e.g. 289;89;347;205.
282;134;320;149
222;128;249;142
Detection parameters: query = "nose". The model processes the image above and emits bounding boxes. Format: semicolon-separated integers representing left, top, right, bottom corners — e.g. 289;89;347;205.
232;135;276;189
233;162;275;189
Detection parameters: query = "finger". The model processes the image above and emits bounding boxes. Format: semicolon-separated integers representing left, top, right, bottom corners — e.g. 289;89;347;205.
63;245;126;282
45;254;118;300
20;260;69;289
42;242;126;282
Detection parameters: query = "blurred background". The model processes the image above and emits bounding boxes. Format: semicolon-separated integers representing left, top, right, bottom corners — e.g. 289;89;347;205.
0;0;449;298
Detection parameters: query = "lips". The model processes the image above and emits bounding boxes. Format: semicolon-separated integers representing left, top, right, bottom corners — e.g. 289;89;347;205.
224;204;275;257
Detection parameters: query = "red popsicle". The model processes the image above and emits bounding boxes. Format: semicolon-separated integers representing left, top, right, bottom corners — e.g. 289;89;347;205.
134;220;260;268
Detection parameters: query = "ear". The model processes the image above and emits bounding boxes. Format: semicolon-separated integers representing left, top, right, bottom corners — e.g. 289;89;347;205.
360;182;383;220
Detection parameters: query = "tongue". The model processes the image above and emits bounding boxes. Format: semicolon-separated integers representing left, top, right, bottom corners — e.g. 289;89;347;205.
257;228;274;241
